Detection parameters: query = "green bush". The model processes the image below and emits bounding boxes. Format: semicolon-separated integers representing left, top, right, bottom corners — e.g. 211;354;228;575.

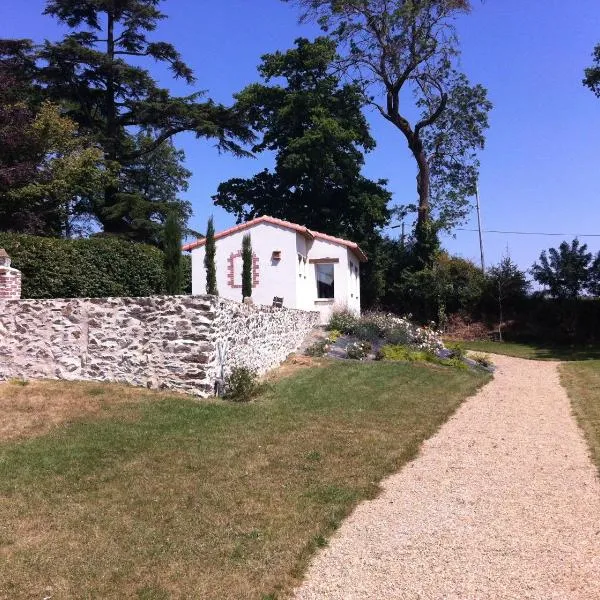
353;321;381;342
305;339;330;357
471;353;494;368
0;233;193;298
446;342;466;360
327;329;342;342
223;367;260;402
377;344;467;370
328;309;358;334
378;344;432;362
346;341;372;360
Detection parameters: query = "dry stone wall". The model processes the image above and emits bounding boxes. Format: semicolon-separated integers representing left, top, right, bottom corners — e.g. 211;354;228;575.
212;299;321;379
0;295;319;397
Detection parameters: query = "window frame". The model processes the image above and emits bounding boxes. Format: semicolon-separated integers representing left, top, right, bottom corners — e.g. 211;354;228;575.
315;262;335;299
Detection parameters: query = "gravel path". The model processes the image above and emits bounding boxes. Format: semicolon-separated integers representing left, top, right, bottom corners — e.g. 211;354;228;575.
294;355;600;599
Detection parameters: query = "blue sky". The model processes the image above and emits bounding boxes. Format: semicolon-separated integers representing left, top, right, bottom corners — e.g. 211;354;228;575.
1;0;599;270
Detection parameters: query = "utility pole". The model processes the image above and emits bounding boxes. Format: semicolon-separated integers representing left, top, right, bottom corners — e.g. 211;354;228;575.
475;183;485;272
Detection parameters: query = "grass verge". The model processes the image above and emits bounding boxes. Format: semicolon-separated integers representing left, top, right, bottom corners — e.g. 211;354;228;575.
560;360;600;475
0;361;489;600
458;340;600;361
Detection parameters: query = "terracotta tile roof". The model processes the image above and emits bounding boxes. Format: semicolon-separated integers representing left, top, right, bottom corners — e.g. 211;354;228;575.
182;215;367;262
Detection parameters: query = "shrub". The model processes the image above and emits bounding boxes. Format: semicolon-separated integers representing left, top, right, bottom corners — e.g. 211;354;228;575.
446;342;466;360
223;367;260;402
346;341;372;360
0;233;178;299
438;357;469;370
305;339;330;357
353;321;381;342
328;309;358;334
471;353;494;368
377;344;468;369
327;329;342;342
378;344;431;362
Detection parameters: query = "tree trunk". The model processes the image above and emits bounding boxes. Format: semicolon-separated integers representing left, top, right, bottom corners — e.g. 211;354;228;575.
411;139;437;266
103;9;120;234
414;146;430;229
385;93;438;266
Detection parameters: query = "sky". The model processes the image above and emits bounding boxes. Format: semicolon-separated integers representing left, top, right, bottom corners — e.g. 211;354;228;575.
1;0;599;271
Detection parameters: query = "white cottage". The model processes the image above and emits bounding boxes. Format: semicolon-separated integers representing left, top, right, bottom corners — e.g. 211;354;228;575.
183;216;366;323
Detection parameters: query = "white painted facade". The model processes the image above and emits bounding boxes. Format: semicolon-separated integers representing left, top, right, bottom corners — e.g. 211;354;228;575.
186;217;366;323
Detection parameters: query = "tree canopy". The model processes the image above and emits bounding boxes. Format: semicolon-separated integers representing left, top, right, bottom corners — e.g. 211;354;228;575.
584;43;600;96
214;37;391;243
531;239;600;299
0;0;253;242
0;44;111;237
287;0;492;265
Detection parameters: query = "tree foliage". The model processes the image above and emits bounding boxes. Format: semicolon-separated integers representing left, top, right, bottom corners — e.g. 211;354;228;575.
531;239;599;299
288;0;492;265
118;131;192;245
241;233;253;299
485;254;529;338
34;0;252;241
0;56;111;236
391;252;486;323
204;216;218;296
214;37;391;243
163;210;183;294
584;43;600;96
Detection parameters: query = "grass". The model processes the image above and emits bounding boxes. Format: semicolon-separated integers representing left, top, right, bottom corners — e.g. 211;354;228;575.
458;339;600;361
560;360;600;475
0;360;489;600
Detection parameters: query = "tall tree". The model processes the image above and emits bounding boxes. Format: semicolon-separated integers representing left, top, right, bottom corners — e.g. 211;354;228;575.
241;233;253;299
163;209;182;294
214;37;391;243
204;216;218;296
288;0;492;265
38;0;252;241
531;239;595;299
486;255;530;340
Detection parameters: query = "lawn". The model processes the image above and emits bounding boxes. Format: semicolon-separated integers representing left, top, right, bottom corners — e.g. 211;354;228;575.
0;360;489;600
560;360;600;475
458;339;600;361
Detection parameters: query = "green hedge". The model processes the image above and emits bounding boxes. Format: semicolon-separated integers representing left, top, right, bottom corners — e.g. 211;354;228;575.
0;234;191;299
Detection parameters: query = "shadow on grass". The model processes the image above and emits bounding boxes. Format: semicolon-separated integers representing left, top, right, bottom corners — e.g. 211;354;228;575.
460;340;600;361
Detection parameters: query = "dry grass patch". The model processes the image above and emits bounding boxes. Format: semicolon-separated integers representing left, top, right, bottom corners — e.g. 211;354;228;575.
0;361;490;599
560;360;600;474
0;379;165;442
264;354;325;382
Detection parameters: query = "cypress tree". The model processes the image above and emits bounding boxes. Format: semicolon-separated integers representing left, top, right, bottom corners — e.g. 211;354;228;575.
241;233;253;299
204;216;218;295
164;211;182;294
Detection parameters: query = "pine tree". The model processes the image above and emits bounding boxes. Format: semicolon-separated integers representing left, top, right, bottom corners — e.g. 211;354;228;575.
164;210;182;294
204;216;218;296
40;0;251;242
241;234;253;299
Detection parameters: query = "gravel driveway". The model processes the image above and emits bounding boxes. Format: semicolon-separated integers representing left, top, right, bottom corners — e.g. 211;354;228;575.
294;355;600;599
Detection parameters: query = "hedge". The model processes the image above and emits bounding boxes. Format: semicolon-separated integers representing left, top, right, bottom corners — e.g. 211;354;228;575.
0;234;191;299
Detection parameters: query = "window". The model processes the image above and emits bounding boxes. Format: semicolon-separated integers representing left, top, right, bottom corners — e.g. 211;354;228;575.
316;263;335;299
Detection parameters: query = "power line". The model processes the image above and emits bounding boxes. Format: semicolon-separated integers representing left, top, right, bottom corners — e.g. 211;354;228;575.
455;228;600;237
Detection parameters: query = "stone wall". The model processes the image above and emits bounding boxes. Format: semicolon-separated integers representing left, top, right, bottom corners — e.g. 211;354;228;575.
212;298;321;380
0;295;319;397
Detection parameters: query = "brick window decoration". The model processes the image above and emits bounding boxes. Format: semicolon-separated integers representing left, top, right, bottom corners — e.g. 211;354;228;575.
227;250;259;289
0;249;22;300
